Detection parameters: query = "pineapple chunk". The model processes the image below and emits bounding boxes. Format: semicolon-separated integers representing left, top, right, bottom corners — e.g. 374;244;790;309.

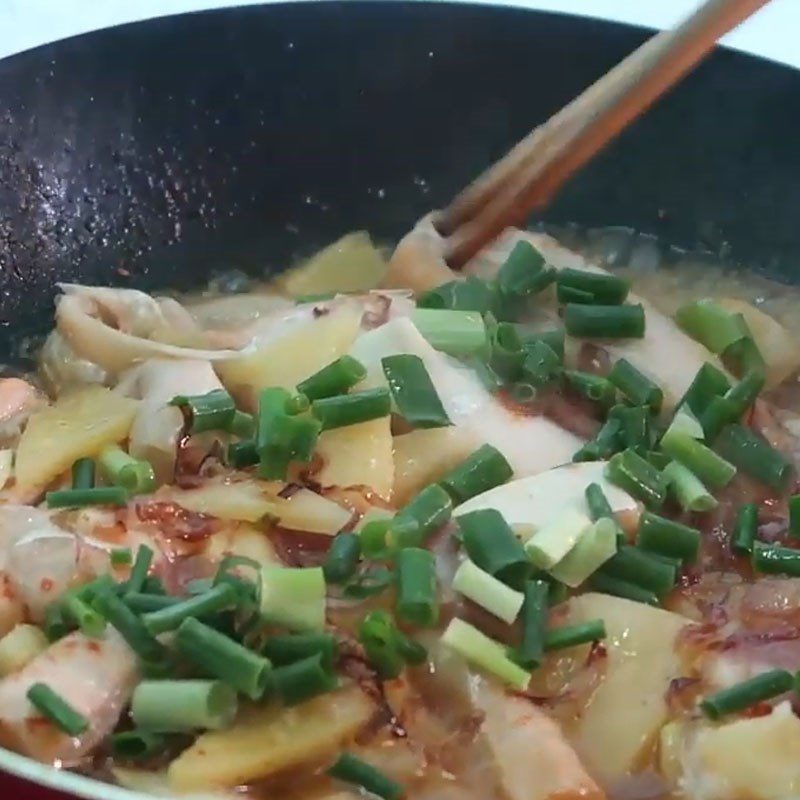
15;386;138;489
269;487;352;535
166;480;276;523
168;686;373;790
316;417;393;500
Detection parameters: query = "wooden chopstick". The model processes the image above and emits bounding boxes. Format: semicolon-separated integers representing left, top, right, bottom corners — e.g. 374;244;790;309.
437;0;772;268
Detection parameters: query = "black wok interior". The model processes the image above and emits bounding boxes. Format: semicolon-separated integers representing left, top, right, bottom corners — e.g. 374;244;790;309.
0;1;799;356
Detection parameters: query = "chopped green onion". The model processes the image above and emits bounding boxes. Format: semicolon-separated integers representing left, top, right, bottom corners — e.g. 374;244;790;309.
557;284;594;305
457;508;530;589
608;359;662;412
518;326;566;360
521;341;561;388
752;542;800;576
544;619;607;651
270;652;337;705
358;611;404;678
524;508;591;569
311;387;391;431
228;410;256;439
170;388;236;433
660;430;736;490
508;382;536;404
549;518;618;587
573;418;622;462
110;729;168;761
663;460;717;513
441;618;530;690
731;502;758;555
496;240;550;297
453;559;524;624
124;593;180;613
259;566;325;631
563;303;645;339
700;669;793;720
390;484;452;549
328;752;404;800
110;548;132;567
599;545;676;596
675;300;749;354
61;593;106;638
382;355;450;429
26;683;88;736
357;517;392;559
43;605;71;641
665;405;705;441
636;511;700;563
92;588;167;664
585;482;615;521
723;335;766;378
470;358;504;393
126;545;154;595
516;580;549;667
680;363;731;416
722;371;765;422
322;533;361;585
605;449;666;508
294;292;336;304
489;320;525;380
98;445;156;495
46;486;129;509
343;567;395;600
227;439;259;468
142;583;238;635
612;404;654;451
175;618;272;700
71;458;95;490
417;276;494;313
262;632;338;671
131;679;238;732
790;495;800;539
439;445;512;505
297;356;367;401
587;572;659;606
557;268;630;305
715;424;793;492
396;548;438;627
411;309;488;357
564;370;616;409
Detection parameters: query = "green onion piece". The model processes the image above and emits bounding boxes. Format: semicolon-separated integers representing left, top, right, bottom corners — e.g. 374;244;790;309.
521;341;561;388
390;484;452;549
441;618;530;690
124;593;180;613
61;593;106;638
680;363;731;416
131;679;238;732
46;486;129;509
599;545;676;596
524;508;592;569
344;567;395;600
92;589;167;663
110;729;168;761
439;444;513;505
509;383;536;404
382;355;450;429
259;566;325;631
675;300;749;354
359;611;404;678
516;580;549;668
665;405;705;441
573;418;622;462
328;752;404;800
256;387;318;479
294;292;337;304
725;371;765;421
396;548;438;627
142;583;238;635
470;358;504;393
557;284;594;305
660;429;736;490
296;355;367;401
608;359;662;412
544;619;607;651
71;458;95;490
170;388;236;433
228;410;256;439
453;559;524;624
663;460;717;513
270;652;337;705
288;391;315;415
175;618;272;700
262;632;338;671
417;276;494;313
564;303;645;339
611;404;654;451
227;440;259;468
311;387;391;431
43;605;71;642
98;445;156;495
564;370;616;409
126;545;154;595
257;387;291;449
322;533;361;585
723;335;766;378
110;548;132;567
496;240;549;297
637;511;701;563
731;502;758;555
557;268;630;305
714;424;793;492
140;576;166;595
790;495;800;539
549;518;618;587
547;579;569;607
457;508;530;589
700;669;793;720
411;308;488;358
752;542;800;576
26;683;88;736
489;320;525;381
585;482;615;521
587;572;659;606
358;517;392;559
605;449;666;508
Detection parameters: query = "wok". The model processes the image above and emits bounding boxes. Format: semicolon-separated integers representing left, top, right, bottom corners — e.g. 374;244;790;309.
0;2;798;797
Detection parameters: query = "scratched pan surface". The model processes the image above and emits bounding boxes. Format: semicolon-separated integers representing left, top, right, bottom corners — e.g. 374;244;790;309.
0;1;799;797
